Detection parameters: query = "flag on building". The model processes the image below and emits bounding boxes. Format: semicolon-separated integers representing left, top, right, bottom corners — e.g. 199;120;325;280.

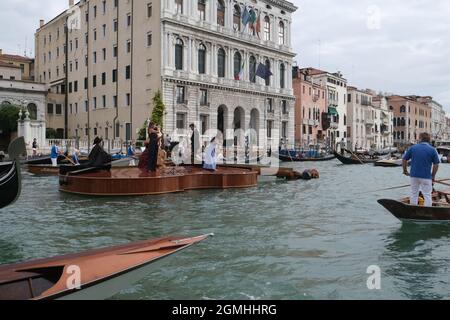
241;6;250;26
255;13;261;38
256;63;272;80
235;61;245;81
249;9;257;34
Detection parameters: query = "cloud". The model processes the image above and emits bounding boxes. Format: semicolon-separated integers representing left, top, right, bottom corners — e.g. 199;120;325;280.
291;0;450;111
0;0;449;111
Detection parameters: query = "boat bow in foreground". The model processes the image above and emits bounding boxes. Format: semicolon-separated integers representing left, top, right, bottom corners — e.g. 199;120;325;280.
0;234;213;300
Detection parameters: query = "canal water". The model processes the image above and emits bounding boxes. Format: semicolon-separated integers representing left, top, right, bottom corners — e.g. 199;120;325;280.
1;161;450;300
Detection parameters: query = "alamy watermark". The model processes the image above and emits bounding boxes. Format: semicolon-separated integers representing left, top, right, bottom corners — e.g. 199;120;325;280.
366;5;382;30
366;265;381;290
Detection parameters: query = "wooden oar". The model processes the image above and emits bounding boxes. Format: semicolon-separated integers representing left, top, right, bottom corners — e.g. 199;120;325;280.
434;180;450;187
346;149;364;164
357;178;450;194
63;155;77;166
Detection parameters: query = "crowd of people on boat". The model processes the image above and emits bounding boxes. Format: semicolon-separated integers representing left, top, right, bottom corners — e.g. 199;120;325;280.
136;122;220;174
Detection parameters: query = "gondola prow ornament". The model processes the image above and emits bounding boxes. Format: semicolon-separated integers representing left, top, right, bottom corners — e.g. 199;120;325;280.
0;137;26;209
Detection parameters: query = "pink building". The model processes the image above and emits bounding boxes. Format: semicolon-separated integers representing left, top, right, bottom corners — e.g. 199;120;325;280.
293;67;327;148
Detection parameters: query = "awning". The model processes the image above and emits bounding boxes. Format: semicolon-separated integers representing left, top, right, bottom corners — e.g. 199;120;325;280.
328;106;338;116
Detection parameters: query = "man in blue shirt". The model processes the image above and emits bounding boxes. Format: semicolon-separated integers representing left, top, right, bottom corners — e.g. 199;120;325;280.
402;132;440;207
50;141;61;167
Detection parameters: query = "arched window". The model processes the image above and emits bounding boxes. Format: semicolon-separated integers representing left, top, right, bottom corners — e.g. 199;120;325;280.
198;43;206;74
27;103;38;120
279;63;285;89
217;0;225;27
249;55;256;83
233;5;241;31
400;105;406;113
278;21;285;45
217;48;226;78
175;0;183;14
198;0;206;20
233;52;242;80
263;16;271;41
265;59;271;86
393;118;396;127
175;38;184;70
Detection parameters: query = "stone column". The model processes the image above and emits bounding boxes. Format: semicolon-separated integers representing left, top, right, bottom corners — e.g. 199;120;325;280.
187;36;192;72
211;44;217;77
168;33;175;69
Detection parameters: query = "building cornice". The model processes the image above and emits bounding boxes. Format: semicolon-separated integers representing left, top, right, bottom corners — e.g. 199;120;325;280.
0;87;48;95
163;76;295;101
265;0;298;13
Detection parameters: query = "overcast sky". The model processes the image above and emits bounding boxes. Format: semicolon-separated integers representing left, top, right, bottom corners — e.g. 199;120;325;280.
1;0;449;111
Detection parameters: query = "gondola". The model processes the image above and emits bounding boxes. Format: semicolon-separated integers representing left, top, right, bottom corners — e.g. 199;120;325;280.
378;194;450;222
0;137;26;210
333;150;379;165
0;234;213;300
279;153;335;162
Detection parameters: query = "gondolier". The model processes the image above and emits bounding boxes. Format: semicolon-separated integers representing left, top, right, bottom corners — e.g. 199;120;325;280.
402;132;440;207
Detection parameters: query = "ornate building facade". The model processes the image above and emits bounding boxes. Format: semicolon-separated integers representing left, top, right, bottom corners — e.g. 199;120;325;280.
35;0;297;150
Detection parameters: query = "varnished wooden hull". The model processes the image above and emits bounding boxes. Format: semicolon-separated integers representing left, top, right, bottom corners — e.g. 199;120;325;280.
59;166;258;196
27;164;61;175
0;234;212;300
0;161;21;209
378;199;450;222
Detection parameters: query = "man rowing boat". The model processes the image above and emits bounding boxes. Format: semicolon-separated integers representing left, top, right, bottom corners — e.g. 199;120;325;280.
402;132;440;207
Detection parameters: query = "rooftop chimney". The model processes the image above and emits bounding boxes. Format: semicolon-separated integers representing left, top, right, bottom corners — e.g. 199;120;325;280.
69;0;74;7
39;19;45;28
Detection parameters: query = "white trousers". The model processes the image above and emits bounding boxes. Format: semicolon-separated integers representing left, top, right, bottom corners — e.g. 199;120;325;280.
410;177;433;207
51;158;58;167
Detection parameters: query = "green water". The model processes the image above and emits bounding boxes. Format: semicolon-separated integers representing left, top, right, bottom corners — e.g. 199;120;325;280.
1;161;450;300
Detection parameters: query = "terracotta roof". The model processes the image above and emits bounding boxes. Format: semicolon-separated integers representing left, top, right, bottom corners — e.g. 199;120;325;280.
0;54;33;63
0;61;20;69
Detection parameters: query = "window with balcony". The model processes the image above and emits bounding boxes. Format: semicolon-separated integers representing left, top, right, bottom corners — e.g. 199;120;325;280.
265;59;271;86
176;113;186;129
200;89;208;106
217;48;226;78
198;43;206;74
267;98;273;112
267;120;273;138
198;0;206;20
176;86;186;104
282;100;288;114
233;52;242;80
200;115;209;134
233;5;241;31
279;63;285;89
217;0;225;27
282;122;287;139
278;21;285;45
264;16;271;41
175;38;184;70
249;56;256;83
